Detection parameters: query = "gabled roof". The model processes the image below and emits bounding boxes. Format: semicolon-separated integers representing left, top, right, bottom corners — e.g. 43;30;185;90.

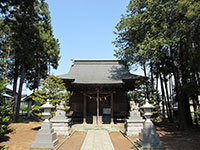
58;60;142;85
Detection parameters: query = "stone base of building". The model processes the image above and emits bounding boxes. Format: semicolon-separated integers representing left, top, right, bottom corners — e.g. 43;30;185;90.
126;109;145;136
50;102;71;136
51;120;70;136
126;120;144;136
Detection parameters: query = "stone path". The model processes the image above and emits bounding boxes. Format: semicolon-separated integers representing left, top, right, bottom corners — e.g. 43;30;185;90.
80;130;114;150
57;131;136;150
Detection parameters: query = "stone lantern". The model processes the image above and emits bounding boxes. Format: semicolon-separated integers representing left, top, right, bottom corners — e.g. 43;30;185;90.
140;100;163;150
141;101;154;124
42;99;54;122
31;99;58;149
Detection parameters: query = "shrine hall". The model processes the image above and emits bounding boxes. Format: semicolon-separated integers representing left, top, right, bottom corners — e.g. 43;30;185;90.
58;60;143;124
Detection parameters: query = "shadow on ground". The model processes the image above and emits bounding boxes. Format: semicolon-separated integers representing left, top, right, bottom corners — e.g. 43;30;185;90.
156;123;200;150
0;136;10;143
32;126;41;131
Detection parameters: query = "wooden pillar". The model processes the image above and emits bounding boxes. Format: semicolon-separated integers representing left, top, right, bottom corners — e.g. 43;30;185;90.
97;88;100;124
111;92;114;124
83;94;87;124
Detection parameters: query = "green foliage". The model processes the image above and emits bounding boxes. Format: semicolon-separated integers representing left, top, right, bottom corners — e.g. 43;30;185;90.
114;0;200;78
114;0;200;128
0;0;60;121
128;79;162;123
31;75;70;118
0;146;9;150
20;105;28;114
194;109;200;120
0;80;13;136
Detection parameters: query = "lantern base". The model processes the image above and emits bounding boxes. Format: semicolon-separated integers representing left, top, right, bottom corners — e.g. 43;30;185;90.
31;122;58;149
140;122;163;150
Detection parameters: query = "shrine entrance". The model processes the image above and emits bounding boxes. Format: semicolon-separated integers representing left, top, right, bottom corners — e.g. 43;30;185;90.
83;88;114;124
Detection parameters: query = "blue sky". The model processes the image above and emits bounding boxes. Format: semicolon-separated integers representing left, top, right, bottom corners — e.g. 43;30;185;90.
46;0;130;75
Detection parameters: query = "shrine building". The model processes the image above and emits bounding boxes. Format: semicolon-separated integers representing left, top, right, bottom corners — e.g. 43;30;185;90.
59;60;143;124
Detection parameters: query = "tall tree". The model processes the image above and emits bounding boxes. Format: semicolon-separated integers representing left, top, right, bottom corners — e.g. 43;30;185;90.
114;0;200;129
0;0;60;122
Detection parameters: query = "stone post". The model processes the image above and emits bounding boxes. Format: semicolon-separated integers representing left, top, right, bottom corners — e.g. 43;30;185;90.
140;101;163;150
51;101;70;136
110;93;114;124
126;101;144;137
83;94;87;124
31;99;58;149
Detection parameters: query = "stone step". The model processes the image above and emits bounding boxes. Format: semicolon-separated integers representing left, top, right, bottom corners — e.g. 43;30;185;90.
80;130;114;150
72;124;120;132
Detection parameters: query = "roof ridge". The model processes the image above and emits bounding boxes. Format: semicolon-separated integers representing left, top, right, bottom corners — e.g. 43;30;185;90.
73;60;123;65
74;60;119;62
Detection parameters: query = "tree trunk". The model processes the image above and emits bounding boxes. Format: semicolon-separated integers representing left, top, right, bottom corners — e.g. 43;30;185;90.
159;73;167;120
150;62;154;86
14;64;25;122
143;64;149;100
37;61;41;89
179;40;193;128
170;47;188;128
163;75;173;122
190;73;198;126
156;73;159;92
180;69;193;128
3;48;10;80
155;73;160;105
192;98;198;126
169;75;174;112
12;62;19;118
172;65;187;128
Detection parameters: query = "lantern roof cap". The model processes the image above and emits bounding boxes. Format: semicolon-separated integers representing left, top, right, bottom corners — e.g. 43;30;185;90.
41;99;54;109
141;101;154;109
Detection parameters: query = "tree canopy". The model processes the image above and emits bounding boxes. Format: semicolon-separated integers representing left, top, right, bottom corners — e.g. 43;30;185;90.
0;0;60;121
31;75;70;118
114;0;200;129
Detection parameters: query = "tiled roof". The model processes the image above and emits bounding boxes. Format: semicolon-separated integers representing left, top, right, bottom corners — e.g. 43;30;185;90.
58;60;142;84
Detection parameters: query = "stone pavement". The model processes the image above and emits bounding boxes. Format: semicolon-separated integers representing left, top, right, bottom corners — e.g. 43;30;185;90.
80;130;114;150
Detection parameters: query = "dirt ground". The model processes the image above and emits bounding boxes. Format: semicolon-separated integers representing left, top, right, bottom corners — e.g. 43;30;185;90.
58;132;86;150
0;122;42;150
157;125;200;150
110;132;136;150
1;122;200;150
